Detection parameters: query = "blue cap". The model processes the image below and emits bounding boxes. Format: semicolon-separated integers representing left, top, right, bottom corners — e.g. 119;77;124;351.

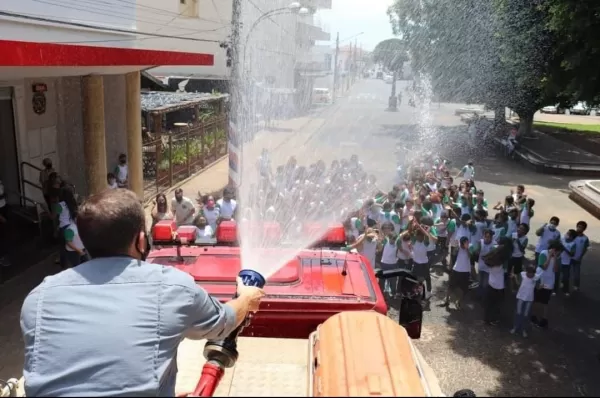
238;269;266;288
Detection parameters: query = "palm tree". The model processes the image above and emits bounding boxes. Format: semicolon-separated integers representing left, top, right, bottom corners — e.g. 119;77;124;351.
372;39;408;111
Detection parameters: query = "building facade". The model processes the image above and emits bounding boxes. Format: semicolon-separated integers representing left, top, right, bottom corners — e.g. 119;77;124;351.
0;0;215;207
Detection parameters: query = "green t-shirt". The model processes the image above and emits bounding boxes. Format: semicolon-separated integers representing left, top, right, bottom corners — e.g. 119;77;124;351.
64;227;75;242
52;203;63;216
446;219;457;234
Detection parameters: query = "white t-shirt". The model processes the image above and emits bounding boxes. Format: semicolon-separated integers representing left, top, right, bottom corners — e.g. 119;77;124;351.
172;196;196;225
520;206;531;226
116;164;128;184
195;225;214;238
537;249;556;290
217;198;237;219
381;237;398;265
412;240;429;264
488;266;505;290
535;225;561;252
64;223;85;252
453;247;471;273
516;272;541;302
477;239;495;273
359;236;378;268
203;208;220;231
511;233;528;258
461;165;475;180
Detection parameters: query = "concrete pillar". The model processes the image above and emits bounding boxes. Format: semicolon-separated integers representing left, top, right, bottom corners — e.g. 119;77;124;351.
125;71;143;199
82;75;108;195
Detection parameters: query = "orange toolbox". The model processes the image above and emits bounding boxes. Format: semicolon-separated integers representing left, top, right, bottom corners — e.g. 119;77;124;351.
309;311;437;397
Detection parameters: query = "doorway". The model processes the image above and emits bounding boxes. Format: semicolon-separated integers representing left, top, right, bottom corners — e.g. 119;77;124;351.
0;87;20;205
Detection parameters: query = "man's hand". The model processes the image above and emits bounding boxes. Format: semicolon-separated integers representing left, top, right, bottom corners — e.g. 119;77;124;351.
236;277;265;313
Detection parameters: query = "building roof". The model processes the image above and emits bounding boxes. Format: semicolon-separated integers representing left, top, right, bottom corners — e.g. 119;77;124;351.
141;91;229;114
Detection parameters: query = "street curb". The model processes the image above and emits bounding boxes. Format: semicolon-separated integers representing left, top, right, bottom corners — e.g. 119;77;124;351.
143;154;229;209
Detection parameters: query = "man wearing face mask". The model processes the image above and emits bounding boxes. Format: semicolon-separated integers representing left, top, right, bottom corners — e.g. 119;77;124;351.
20;189;265;397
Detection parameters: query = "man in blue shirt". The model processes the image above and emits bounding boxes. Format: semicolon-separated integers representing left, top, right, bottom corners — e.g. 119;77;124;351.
20;189;265;397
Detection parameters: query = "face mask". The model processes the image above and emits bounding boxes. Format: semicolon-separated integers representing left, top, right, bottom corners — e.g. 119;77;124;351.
548;224;556;231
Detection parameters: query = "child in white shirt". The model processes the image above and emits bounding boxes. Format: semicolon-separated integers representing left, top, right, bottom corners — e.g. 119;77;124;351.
511;265;541;337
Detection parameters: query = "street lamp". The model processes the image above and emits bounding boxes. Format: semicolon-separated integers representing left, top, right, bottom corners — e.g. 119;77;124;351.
232;2;309;188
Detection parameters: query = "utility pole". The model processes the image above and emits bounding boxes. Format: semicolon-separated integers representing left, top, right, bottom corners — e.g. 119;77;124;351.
228;0;243;188
353;38;358;83
332;32;339;102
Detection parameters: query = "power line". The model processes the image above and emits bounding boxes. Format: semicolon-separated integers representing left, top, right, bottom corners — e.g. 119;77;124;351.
0;10;221;43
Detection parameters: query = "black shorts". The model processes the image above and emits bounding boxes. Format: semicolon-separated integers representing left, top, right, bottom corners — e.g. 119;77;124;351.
437;236;448;250
534;288;552;304
507;256;524;275
450;270;471;292
412;262;429;279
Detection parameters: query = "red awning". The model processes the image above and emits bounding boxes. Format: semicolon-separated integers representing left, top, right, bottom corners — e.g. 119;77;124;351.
0;40;214;67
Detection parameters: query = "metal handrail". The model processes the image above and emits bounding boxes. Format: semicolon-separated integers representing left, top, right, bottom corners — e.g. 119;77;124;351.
20;161;44;208
4;187;45;237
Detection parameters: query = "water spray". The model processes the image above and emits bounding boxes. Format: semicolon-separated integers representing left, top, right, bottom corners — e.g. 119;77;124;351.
191;269;266;397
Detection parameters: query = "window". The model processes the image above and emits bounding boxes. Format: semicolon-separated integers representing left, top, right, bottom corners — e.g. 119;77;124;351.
179;0;198;17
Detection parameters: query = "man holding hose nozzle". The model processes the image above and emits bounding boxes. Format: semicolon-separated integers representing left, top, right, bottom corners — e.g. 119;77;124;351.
20;189;265;397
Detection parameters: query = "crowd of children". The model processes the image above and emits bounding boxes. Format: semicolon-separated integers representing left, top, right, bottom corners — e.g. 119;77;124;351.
343;154;591;337
36;148;592;339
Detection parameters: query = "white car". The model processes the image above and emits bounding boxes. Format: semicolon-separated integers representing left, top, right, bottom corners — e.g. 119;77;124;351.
569;101;590;115
383;74;394;84
540;104;566;114
312;88;332;104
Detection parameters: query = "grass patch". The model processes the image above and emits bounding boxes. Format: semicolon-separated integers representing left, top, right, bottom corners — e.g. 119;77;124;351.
534;121;600;134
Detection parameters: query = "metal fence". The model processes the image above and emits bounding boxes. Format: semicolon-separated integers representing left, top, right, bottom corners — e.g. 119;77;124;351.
142;115;228;201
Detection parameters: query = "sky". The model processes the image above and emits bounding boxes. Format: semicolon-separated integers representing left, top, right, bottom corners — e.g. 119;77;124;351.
317;0;396;51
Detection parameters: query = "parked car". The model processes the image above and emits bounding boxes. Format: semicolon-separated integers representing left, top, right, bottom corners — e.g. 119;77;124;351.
454;106;484;116
540;104;566;114
312;87;332;104
569;101;591;115
376;71;384;79
383;74;394;84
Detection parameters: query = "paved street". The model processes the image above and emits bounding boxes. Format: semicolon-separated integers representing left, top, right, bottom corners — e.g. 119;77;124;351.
2;78;600;396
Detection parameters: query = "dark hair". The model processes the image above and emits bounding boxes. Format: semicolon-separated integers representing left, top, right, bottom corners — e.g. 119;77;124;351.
527;198;535;207
566;229;577;238
517;184;525;192
156;193;168;213
107;172;115;179
518;223;530;234
548;239;563;251
550;216;560;225
454;389;476;397
577;221;588;230
525;265;536;274
77;189;146;258
59;186;79;220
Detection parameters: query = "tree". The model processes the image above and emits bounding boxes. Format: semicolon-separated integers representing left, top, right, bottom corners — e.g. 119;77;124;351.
373;38;409;111
543;0;600;106
387;0;563;137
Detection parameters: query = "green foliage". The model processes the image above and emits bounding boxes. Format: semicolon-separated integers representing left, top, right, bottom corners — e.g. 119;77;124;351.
387;0;597;134
372;38;408;71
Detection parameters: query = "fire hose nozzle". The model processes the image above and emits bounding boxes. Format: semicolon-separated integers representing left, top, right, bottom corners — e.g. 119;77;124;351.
203;270;266;368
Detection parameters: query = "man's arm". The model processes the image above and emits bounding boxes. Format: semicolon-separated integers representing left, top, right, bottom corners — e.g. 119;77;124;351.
183;278;263;341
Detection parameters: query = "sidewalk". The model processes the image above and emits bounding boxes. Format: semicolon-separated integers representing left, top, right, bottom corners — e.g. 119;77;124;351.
489;128;600;175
